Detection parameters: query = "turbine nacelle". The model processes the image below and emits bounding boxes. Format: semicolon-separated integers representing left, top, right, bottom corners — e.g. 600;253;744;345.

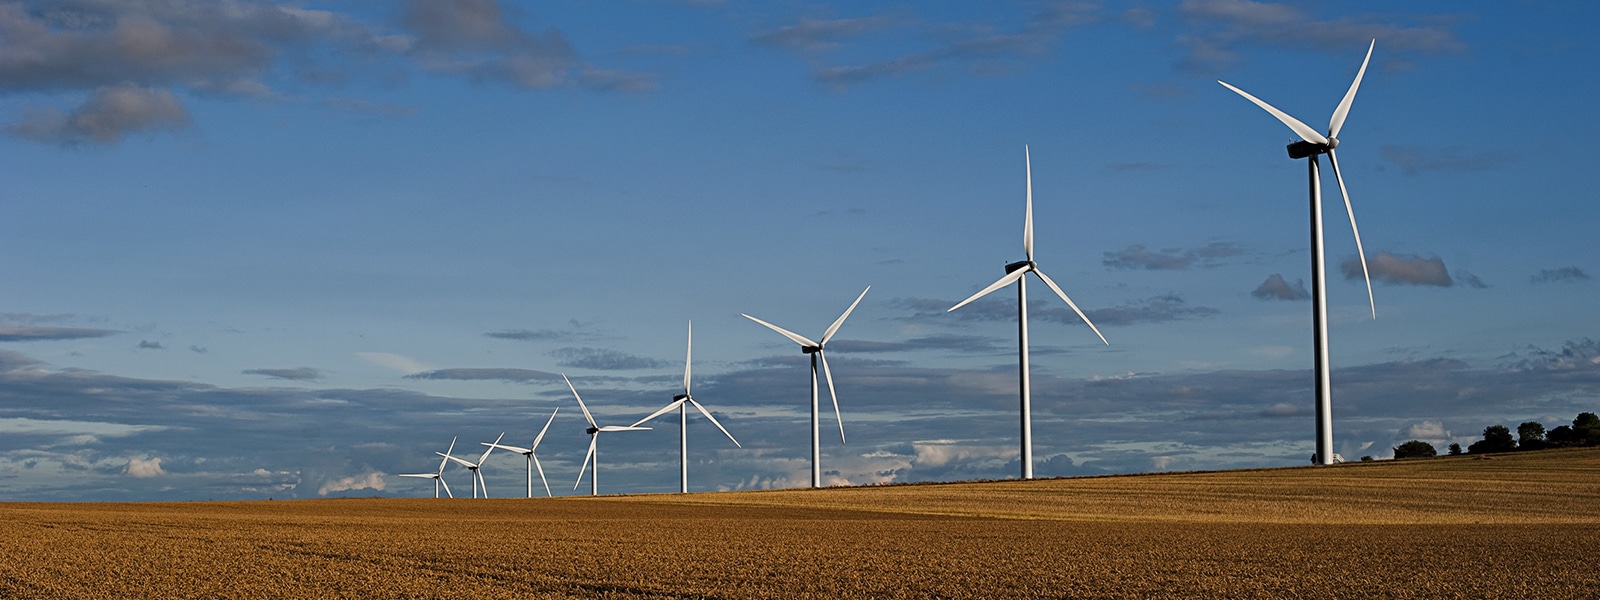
1005;260;1034;274
586;426;599;435
801;346;821;354
1287;138;1339;159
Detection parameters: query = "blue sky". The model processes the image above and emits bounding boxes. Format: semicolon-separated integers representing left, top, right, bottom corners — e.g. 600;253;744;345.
1;0;1596;500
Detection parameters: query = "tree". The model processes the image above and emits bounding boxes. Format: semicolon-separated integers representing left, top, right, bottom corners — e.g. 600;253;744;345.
1393;440;1437;459
1468;425;1516;454
1547;425;1578;446
1576;412;1600;444
1517;421;1547;450
1448;442;1462;455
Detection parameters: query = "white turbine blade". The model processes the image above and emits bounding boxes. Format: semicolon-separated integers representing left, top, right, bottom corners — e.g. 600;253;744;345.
598;425;651;432
532;454;550;497
818;350;845;444
485;443;530;454
477;471;488;499
478;432;505;464
688;398;741;448
563;374;598;428
1032;268;1110;345
948;268;1028;312
741;314;818;348
1217;80;1330;146
684;321;692;396
1329;40;1375;140
437;452;476;469
821;286;870;346
397;473;434;479
531;407;558;451
574;436;596;490
439;477;452;498
1328;149;1376;319
1024;144;1034;262
437;436;457;472
631;399;686;428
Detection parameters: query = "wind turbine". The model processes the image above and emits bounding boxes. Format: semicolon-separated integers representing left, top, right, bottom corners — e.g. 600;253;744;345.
438;432;504;498
947;146;1109;480
632;321;741;493
396;437;456;498
565;374;650;496
742;286;869;488
1218;40;1378;466
483;408;560;498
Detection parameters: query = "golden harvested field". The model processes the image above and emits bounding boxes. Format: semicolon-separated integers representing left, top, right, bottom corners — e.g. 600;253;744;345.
3;449;1598;599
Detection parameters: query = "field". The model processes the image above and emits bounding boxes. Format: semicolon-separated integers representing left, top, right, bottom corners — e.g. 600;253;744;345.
3;448;1598;599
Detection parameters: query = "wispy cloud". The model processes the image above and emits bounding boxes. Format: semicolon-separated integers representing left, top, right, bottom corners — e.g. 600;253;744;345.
0;325;119;342
137;340;164;350
355;352;428;375
242;367;324;382
1103;242;1247;270
405;367;562;383
1381;145;1517;176
1175;0;1467;74
750;14;900;53
1342;252;1452;287
550;347;667;371
1251;274;1309;301
1531;267;1589;284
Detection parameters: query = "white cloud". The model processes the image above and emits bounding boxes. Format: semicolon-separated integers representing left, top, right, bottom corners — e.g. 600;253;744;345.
318;471;385;496
355;352;428;375
125;456;165;478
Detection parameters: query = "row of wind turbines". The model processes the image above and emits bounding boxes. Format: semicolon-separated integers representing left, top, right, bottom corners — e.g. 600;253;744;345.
400;40;1386;496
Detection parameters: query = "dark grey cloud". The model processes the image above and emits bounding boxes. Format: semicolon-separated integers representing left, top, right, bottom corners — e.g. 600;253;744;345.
405;367;562;383
1531;267;1589;284
6;83;189;144
485;320;603;343
1175;0;1467;74
1342;252;1451;287
1103;242;1246;270
550;347;667;371
0;324;119;342
136;340;164;350
890;293;1217;328
1083;293;1220;326
242;367;323;381
750;14;899;53
1380;145;1517;176
1252;274;1308;301
400;0;653;92
1455;271;1488;289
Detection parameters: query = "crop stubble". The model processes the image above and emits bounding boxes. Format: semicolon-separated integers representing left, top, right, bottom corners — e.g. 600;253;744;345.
2;448;1597;598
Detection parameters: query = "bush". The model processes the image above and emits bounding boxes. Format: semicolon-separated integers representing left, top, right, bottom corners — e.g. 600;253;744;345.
1468;425;1517;454
1393;440;1437;459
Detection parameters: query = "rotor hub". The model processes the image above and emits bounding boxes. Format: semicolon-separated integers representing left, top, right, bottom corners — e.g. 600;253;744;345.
1005;260;1034;274
586;427;599;435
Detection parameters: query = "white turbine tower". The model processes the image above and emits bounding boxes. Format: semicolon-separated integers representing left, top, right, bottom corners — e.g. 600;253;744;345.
483;408;560;498
397;436;456;498
948;146;1109;480
742;286;869;488
438;432;504;498
565;374;650;496
632;321;741;493
1218;40;1378;466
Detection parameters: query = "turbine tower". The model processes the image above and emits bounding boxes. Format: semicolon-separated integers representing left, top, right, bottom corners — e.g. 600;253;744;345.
438;432;504;498
742;286;869;488
1218;40;1378;466
948;146;1108;480
397;437;456;498
632;321;740;493
565;374;649;496
484;408;560;498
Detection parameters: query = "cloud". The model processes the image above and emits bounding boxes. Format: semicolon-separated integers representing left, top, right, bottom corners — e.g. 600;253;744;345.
1380;145;1517;176
317;471;384;496
405;368;562;383
1455;271;1489;289
891;293;1217;327
1401;420;1451;446
6;84;189;144
355;352;428;375
400;0;653;91
1175;0;1467;73
750;15;899;53
1103;242;1246;270
189;345;209;353
124;456;165;478
1252;274;1309;301
0;324;119;342
242;367;323;381
486;320;603;342
550;347;667;371
1084;294;1220;326
137;340;165;350
1342;252;1451;287
1531;267;1590;284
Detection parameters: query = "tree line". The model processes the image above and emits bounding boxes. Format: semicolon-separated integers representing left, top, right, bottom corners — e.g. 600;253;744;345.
1385;411;1599;460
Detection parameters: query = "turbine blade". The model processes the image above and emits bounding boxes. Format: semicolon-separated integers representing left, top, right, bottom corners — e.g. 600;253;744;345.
598;425;651;432
688;399;741;448
478;471;488;499
1217;81;1330;145
741;314;818;348
563;374;598;428
821;286;871;346
948;268;1028;312
396;473;434;479
574;436;596;490
684;321;692;396
631;399;686;428
1328;149;1376;319
439;477;452;498
532;455;550;497
819;350;845;444
1032;268;1110;345
484;443;530;454
478;432;504;464
1329;40;1375;140
1024;144;1034;262
437;452;476;469
531;407;558;451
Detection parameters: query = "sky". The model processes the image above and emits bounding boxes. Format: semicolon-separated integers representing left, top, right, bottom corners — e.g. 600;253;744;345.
1;0;1596;501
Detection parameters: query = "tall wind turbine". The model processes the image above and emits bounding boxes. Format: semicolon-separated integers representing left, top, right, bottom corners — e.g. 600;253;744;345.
484;408;560;498
397;437;456;498
438;432;504;498
948;146;1109;480
632;321;741;493
1218;40;1378;466
565;374;649;496
742;286;869;488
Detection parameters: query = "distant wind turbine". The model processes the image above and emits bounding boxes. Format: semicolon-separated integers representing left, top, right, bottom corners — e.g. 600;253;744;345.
484;408;560;498
1218;40;1379;465
565;374;649;496
632;321;741;493
948;146;1108;480
742;286;869;488
396;436;456;498
438;432;504;498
